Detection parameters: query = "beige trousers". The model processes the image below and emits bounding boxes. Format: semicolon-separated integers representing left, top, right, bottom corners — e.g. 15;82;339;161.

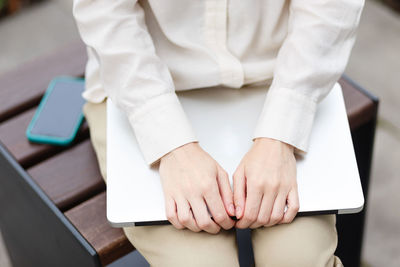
83;100;344;267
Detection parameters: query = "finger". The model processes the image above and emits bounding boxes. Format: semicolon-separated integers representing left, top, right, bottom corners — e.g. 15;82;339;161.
249;193;272;229
165;196;184;229
190;197;221;234
251;178;278;228
176;198;200;232
233;165;246;219
265;192;287;227
216;165;235;216
235;186;262;229
204;186;235;230
279;188;300;224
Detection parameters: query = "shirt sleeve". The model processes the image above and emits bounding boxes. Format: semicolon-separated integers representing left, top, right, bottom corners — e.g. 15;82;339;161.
72;0;198;166
252;0;364;154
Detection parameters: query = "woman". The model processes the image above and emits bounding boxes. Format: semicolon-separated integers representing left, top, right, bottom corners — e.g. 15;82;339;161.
73;0;364;266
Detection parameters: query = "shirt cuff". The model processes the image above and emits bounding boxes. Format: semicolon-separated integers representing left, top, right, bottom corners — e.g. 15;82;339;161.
127;92;198;166
252;87;318;155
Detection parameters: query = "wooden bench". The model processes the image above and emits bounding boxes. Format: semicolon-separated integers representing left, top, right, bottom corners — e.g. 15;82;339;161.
0;41;378;267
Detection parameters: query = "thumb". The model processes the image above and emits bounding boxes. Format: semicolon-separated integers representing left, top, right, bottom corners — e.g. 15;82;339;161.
216;165;235;217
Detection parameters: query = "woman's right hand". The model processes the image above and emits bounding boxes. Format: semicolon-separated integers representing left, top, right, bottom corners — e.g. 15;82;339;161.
159;142;235;234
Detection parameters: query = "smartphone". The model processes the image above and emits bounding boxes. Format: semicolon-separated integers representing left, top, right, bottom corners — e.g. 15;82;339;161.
26;76;86;146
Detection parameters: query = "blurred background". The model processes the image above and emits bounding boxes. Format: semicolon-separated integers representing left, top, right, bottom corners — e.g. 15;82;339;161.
0;0;399;266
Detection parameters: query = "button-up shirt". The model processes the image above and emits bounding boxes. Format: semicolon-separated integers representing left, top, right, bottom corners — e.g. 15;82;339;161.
72;0;364;166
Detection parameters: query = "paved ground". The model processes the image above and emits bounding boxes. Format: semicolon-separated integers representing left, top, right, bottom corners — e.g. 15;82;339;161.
0;0;399;266
0;0;80;74
346;1;400;266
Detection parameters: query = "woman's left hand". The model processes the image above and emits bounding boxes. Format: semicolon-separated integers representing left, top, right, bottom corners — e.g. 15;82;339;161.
234;137;299;229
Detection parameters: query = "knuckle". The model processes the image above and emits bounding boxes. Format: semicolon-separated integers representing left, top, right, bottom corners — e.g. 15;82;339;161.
245;213;257;223
198;220;212;230
270;214;280;222
279;219;287;224
267;179;280;191
222;221;234;230
179;215;190;224
192;227;201;233
213;212;226;223
250;215;258;222
257;216;268;226
174;223;185;230
285;217;295;224
270;213;283;224
200;180;213;192
252;178;265;190
210;226;221;234
280;182;290;191
166;212;175;221
292;203;300;212
182;182;195;195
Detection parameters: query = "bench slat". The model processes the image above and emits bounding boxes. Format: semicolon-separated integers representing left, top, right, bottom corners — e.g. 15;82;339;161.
0;107;89;168
27;140;105;211
0;41;87;122
65;192;135;266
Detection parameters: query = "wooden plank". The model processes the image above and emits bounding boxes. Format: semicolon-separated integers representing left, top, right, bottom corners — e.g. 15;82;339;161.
65;192;135;266
0;107;89;168
0;41;87;122
27;140;105;211
339;77;376;130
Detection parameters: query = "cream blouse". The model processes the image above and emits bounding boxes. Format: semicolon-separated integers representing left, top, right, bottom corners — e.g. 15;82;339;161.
72;0;364;166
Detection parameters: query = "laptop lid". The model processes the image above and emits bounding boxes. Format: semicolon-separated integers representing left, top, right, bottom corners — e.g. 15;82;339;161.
106;83;364;227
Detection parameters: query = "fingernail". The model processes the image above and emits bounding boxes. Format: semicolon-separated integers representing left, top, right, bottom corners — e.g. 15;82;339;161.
229;204;235;215
236;206;242;217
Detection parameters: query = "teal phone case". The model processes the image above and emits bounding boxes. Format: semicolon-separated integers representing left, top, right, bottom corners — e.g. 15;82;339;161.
26;76;85;146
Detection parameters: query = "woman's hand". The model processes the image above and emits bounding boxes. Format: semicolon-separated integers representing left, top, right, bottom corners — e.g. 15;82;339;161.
234;137;299;229
159;142;235;234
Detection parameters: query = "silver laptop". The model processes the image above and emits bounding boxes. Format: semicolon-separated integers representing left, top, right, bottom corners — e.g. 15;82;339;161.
106;83;364;227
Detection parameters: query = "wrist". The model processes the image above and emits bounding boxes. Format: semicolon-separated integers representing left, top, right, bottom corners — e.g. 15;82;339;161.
161;141;199;161
253;137;294;153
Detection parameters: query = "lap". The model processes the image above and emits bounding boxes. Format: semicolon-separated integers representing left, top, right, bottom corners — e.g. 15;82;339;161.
123;225;239;267
83;100;240;266
252;215;343;267
83;100;342;267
